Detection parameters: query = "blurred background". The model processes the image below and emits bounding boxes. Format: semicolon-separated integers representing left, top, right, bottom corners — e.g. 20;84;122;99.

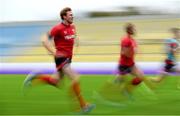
0;0;180;115
0;0;180;63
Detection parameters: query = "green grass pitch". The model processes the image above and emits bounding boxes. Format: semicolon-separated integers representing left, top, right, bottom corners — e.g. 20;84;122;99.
0;74;180;115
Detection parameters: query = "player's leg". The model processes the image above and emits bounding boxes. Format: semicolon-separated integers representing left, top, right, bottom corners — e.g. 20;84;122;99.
130;65;143;84
36;57;69;87
114;65;131;83
38;71;63;86
175;67;180;73
22;71;61;96
62;65;95;113
113;65;136;99
114;74;127;84
151;71;168;83
23;72;62;87
119;65;154;100
151;63;174;83
128;65;153;91
175;67;180;89
23;57;67;87
120;65;141;93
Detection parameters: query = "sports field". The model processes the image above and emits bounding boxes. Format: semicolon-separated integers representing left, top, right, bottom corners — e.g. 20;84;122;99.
0;74;180;115
0;16;180;115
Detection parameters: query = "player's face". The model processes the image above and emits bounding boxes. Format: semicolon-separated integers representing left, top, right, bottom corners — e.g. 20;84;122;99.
128;26;136;35
174;30;180;39
64;11;73;24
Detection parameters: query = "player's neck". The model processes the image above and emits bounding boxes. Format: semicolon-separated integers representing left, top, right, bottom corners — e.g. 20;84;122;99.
174;36;180;40
62;20;71;26
127;34;133;39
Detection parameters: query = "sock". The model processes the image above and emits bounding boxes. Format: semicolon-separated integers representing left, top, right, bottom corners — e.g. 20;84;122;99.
71;81;86;108
123;77;142;94
38;75;58;86
131;77;142;85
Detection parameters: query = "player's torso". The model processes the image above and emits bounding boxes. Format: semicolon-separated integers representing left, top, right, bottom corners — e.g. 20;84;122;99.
120;36;137;66
166;38;179;62
54;23;75;46
53;23;76;57
129;38;137;51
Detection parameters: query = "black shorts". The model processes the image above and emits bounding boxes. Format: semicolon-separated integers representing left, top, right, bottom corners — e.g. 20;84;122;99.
164;59;176;72
54;57;72;71
164;63;175;72
118;65;134;75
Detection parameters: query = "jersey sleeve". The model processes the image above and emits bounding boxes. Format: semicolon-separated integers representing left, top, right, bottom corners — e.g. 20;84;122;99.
166;39;178;49
72;25;77;38
49;26;60;38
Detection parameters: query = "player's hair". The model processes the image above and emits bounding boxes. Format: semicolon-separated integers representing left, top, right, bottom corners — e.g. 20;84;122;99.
125;23;134;34
170;27;180;33
60;7;72;20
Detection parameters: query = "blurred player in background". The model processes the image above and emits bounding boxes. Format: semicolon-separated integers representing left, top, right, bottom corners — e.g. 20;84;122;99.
114;23;153;94
151;28;180;83
23;7;95;113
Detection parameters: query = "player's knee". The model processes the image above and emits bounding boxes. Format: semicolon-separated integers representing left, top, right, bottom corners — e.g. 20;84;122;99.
131;77;142;85
72;74;80;82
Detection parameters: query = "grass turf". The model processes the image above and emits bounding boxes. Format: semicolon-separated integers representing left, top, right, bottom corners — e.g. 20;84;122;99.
0;74;180;115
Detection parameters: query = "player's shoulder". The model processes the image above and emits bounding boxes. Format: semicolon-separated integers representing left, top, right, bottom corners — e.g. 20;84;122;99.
121;36;131;43
52;23;64;30
165;38;177;43
70;24;76;29
121;36;132;47
70;24;75;27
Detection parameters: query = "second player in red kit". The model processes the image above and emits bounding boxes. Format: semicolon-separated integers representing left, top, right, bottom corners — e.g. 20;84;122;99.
115;23;152;93
119;33;137;68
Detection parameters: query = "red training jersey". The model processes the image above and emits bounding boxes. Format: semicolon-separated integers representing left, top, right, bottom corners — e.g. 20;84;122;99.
119;35;137;66
49;23;76;58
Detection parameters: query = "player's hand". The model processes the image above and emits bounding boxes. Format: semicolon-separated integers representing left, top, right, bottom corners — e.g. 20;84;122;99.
48;51;67;58
134;47;138;54
48;52;63;58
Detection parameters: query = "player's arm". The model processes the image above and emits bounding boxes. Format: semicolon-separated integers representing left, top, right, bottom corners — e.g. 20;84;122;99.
41;33;56;56
75;35;79;47
73;26;79;47
73;34;80;55
73;28;80;55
